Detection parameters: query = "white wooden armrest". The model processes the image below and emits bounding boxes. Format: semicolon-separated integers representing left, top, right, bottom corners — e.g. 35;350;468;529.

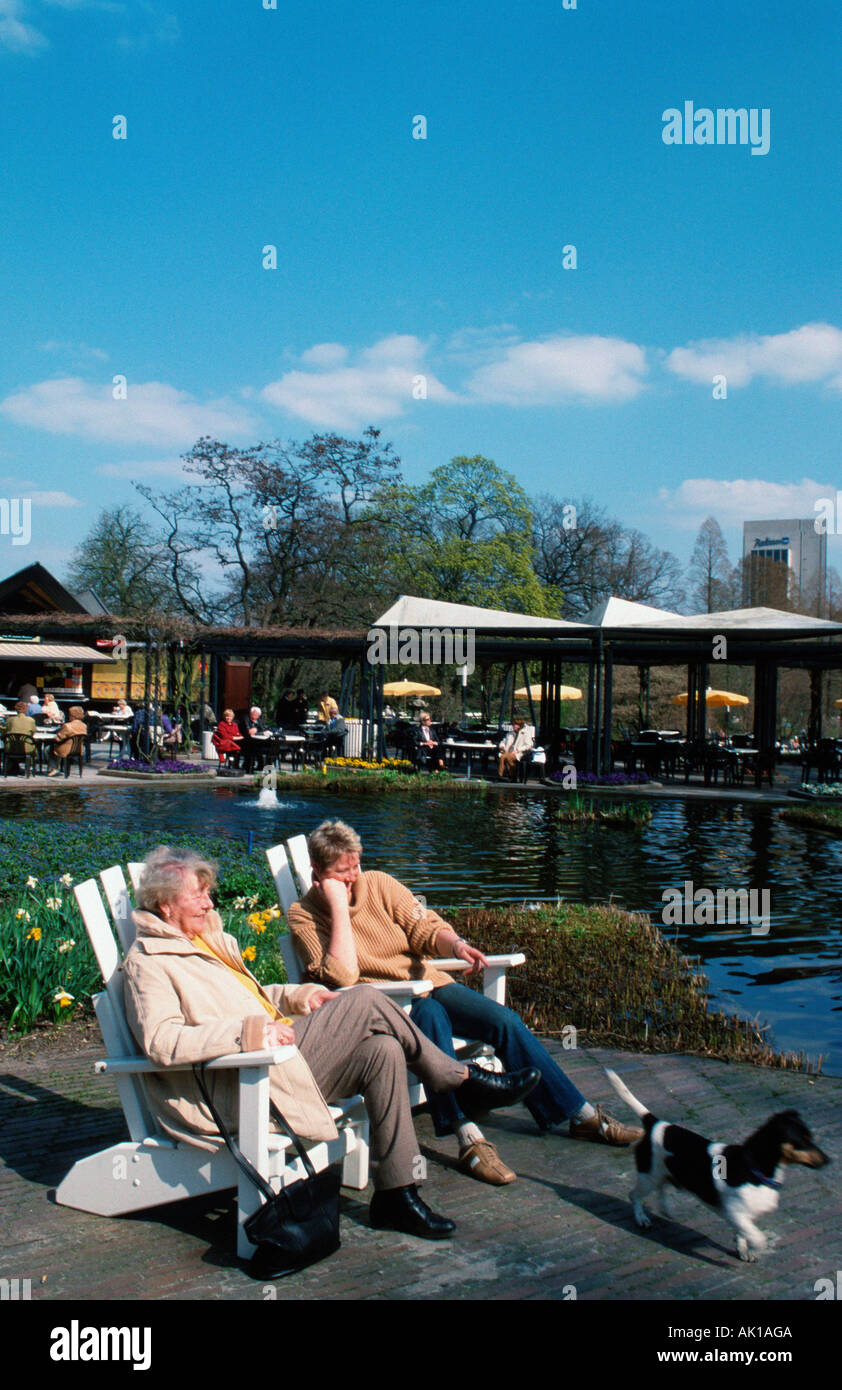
435;952;526;970
366;980;434;997
94;1046;297;1075
433;952;526;1004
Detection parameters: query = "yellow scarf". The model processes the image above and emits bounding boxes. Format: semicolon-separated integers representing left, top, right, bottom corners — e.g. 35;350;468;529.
194;935;292;1023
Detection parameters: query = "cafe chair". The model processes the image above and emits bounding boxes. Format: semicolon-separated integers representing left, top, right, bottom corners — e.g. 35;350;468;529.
2;733;36;778
57;733;85;779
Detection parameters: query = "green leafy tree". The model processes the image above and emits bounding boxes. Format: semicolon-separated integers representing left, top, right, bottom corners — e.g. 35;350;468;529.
376;456;553;614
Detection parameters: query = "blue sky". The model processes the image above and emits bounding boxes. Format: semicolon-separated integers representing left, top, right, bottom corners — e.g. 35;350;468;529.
1;0;841;592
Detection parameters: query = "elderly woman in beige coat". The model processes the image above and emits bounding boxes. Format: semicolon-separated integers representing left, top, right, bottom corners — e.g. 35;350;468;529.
121;846;538;1241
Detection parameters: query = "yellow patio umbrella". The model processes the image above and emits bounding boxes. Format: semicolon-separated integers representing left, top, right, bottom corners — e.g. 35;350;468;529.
382;680;442;698
515;684;583;700
671;688;750;707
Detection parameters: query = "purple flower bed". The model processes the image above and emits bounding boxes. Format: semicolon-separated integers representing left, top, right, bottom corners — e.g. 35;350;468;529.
106;759;215;774
549;769;651;786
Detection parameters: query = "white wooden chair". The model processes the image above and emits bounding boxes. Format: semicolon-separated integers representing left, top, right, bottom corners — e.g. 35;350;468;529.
56;869;370;1260
266;837;526;1103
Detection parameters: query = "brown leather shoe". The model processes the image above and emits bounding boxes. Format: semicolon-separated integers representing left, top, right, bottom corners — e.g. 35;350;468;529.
569;1105;644;1147
458;1140;517;1185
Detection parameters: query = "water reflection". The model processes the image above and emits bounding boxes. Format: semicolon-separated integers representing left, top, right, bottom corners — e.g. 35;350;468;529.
1;785;839;1072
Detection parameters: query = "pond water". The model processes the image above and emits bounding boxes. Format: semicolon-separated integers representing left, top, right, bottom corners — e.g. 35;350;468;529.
2;784;840;1074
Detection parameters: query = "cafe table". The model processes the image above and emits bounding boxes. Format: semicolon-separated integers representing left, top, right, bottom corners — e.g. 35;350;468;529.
443;738;496;780
33;729;57;772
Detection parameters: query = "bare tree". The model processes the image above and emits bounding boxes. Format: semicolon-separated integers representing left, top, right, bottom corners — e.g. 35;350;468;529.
531;495;685;617
687;517;739;612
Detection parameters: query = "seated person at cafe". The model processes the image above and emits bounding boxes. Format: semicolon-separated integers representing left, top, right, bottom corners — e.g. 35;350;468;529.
415;713;445;771
47;705;87;776
325;711;346;756
294;689;309;724
41;695;64;726
3;700;37;771
237;706;270;772
288;821;643;1189
498;715;534;780
26;693;42;719
112;697;133;720
317;690;339;724
211;708;243;766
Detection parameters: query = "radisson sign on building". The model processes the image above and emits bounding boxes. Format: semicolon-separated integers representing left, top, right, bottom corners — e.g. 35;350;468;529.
742;519;827;615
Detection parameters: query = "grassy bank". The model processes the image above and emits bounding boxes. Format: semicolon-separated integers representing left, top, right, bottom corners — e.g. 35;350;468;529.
780;802;842;836
288;768;465;794
447;903;818;1073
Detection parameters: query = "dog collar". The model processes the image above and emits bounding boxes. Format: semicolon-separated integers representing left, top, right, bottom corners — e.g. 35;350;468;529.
749;1168;781;1190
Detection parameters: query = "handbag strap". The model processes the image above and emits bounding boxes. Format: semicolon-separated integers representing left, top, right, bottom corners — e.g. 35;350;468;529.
193;1063;318;1202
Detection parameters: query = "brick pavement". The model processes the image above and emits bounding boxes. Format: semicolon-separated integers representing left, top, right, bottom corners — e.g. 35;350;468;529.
1;1040;838;1302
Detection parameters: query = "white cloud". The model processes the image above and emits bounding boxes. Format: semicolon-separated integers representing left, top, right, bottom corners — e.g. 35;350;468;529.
465;334;649;405
665;323;842;390
0;0;47;51
445;324;521;363
42;339;109;363
299;343;348;367
0;377;256;446
261;334;459;430
657;476;837;530
27;489;82;507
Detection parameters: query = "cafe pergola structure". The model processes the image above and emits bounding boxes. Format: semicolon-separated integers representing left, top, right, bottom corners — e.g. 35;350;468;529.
3;593;842;772
367;594;842;771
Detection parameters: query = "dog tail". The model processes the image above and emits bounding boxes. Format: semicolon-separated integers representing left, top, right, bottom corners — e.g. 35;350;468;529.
604;1067;652;1120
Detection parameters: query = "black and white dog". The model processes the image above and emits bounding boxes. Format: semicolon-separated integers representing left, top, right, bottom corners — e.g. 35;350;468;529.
605;1068;829;1261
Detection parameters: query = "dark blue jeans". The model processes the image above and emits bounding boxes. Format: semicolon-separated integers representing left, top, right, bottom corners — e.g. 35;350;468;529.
410;983;587;1136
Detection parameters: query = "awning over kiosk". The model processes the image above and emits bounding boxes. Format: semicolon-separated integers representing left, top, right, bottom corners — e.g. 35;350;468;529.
0;641;116;663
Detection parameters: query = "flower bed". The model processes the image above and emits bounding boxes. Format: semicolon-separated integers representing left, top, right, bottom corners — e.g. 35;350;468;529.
323;757;415;772
549;769;651;787
796;782;842;797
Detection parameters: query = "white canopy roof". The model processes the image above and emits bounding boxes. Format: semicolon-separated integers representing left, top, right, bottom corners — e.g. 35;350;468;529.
373;594;587;631
584;597;681;626
373;593;842;638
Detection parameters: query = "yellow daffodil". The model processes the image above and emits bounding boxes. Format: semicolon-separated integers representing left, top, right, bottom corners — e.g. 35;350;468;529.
242;945;257;962
26;926;42;942
53;990;74;1008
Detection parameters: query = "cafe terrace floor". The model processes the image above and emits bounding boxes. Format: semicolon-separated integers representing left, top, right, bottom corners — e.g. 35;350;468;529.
1;1033;838;1302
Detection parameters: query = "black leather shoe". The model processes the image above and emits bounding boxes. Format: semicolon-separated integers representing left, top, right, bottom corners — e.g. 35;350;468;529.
369;1185;456;1239
458;1064;541;1118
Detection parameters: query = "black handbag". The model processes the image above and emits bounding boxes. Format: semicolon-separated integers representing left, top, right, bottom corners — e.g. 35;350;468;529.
194;1063;341;1278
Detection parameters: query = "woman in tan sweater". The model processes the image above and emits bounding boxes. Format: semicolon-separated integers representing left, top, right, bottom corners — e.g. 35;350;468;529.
288;821;644;1187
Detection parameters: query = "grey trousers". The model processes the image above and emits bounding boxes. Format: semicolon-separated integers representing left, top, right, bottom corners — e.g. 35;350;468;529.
293;985;468;1190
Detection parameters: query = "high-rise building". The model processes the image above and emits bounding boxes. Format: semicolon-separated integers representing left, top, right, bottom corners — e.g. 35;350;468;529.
742;519;827;616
